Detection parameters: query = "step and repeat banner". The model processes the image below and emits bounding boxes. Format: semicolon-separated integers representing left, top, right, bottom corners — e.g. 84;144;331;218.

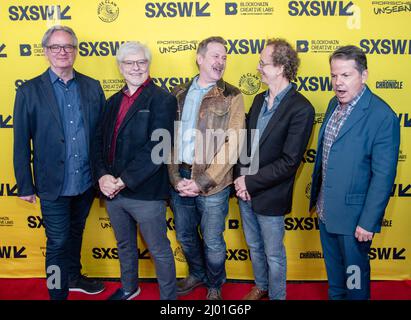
0;0;410;280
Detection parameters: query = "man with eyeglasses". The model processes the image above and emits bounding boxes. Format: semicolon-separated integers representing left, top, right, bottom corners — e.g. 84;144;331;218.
234;38;314;300
13;25;106;300
91;41;177;300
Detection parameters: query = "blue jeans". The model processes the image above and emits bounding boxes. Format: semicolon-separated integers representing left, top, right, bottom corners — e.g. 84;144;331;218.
40;187;95;300
106;195;176;300
239;200;286;300
319;221;371;300
170;168;230;289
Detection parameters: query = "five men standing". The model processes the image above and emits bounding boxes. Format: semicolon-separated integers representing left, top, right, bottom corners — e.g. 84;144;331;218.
12;25;400;301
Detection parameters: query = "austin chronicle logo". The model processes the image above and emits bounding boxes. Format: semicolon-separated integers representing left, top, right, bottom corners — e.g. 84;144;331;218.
98;0;119;23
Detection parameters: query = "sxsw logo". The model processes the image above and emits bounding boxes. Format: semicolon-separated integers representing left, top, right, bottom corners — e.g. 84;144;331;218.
285;217;320;231
166;217;175;231
226;39;265;54
359;39;411;54
398;113;411;127
225;2;237;15
78;41;126;57
302;148;317;164
92;247;150;259
0;44;7;58
0;246;27;259
296;76;333;91
391;183;411;197
8;5;71;21
0;183;17;196
145;2;210;18
288;1;354;16
152;77;190;92
369;247;406;260
226;249;250;261
0;115;13;128
27;216;45;229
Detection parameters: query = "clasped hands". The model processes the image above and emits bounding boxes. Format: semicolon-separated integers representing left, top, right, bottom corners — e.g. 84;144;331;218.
98;174;125;199
234;175;251;201
175;178;200;197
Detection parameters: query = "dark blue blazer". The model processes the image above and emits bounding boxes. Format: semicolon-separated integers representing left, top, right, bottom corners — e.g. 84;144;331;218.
13;69;106;201
91;81;177;200
310;86;400;235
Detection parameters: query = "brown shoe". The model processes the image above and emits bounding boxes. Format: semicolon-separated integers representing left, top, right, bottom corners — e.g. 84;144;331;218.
242;286;268;300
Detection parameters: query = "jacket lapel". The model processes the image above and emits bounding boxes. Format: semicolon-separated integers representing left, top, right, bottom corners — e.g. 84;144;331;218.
117;83;153;134
334;87;371;143
258;87;295;147
39;70;64;133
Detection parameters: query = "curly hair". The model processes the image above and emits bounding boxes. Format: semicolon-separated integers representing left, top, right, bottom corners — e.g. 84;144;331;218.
266;38;300;81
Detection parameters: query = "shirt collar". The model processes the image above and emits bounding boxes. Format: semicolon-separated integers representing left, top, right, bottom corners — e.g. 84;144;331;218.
122;76;152;97
191;75;215;91
263;83;292;110
48;68;76;84
337;85;366;109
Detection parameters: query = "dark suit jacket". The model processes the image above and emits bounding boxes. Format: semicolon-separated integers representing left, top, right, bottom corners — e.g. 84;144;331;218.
91;81;177;200
13;69;106;201
309;86;400;235
236;83;315;216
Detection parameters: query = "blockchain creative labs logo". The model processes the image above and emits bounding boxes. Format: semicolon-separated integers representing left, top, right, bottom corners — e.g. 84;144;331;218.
19;43;44;57
0;216;14;227
375;79;404;89
399;149;407;162
225;1;274;16
101;78;125;92
238;73;261;95
173;246;186;262
0;43;7;58
97;0;120;23
371;1;411;15
296;39;342;53
157;40;198;54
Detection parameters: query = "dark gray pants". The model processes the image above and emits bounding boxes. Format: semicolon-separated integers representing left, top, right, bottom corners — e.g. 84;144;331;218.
106;195;176;300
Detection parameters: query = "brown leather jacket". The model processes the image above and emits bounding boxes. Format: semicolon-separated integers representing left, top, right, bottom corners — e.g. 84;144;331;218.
168;78;245;196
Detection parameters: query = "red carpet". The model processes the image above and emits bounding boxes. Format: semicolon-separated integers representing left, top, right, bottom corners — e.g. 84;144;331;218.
0;279;410;300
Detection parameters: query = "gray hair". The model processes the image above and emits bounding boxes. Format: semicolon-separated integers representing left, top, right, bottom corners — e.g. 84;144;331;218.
116;41;152;65
41;25;78;48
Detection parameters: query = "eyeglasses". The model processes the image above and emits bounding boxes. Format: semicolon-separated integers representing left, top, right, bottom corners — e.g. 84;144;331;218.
121;60;149;69
46;44;76;53
258;60;273;68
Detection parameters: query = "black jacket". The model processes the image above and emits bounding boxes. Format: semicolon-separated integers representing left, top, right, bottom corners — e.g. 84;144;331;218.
91;81;177;200
13;69;105;201
235;83;315;215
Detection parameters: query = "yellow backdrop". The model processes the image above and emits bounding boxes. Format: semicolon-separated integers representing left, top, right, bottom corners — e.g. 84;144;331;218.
1;0;410;280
